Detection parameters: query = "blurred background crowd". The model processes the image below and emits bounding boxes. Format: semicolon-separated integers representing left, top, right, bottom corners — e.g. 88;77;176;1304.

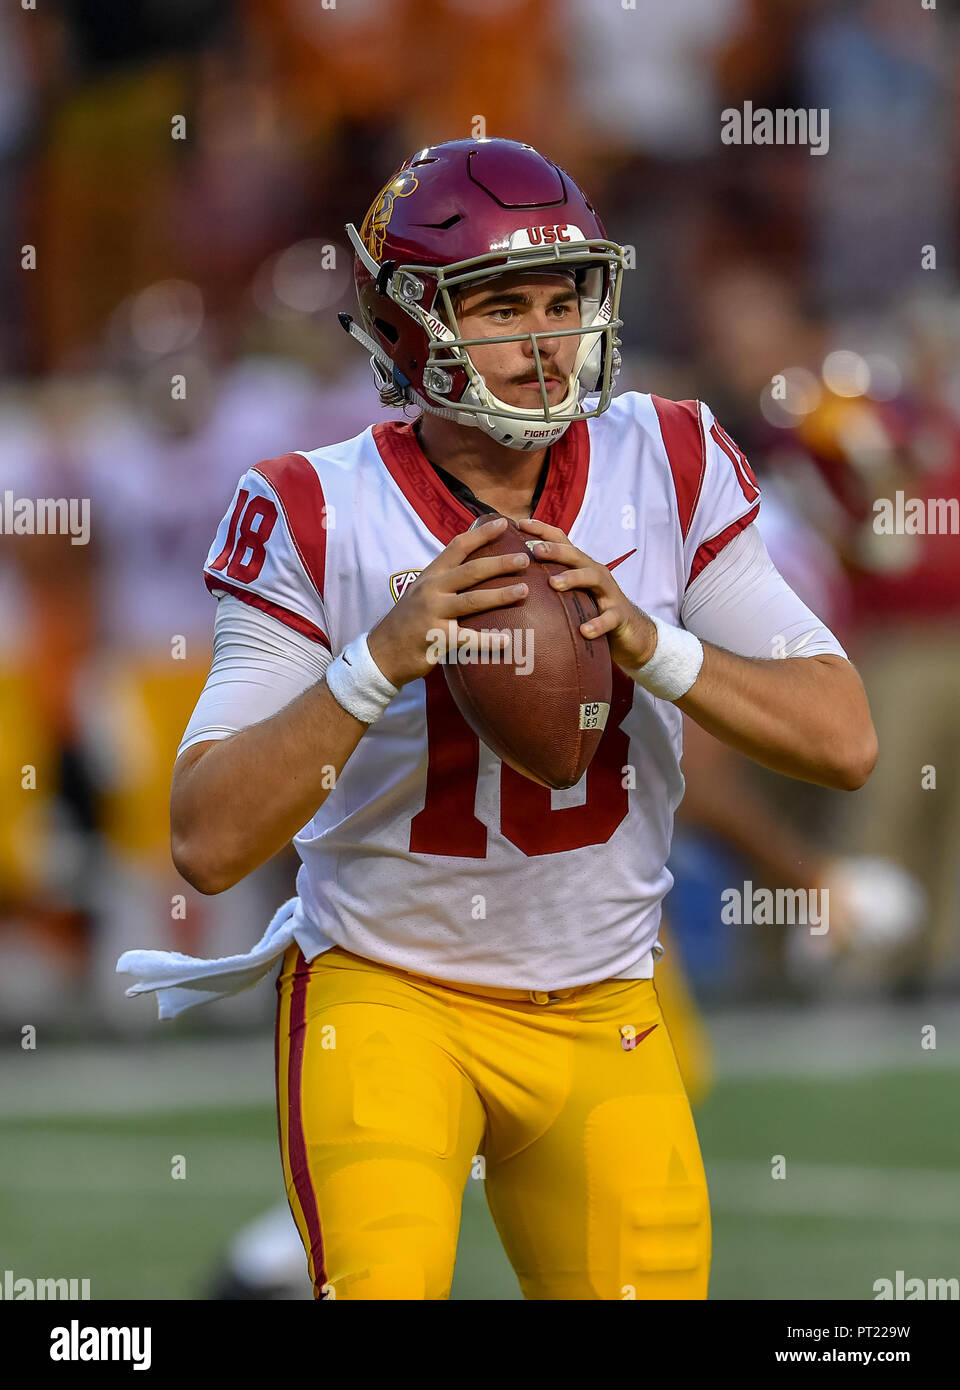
1;0;958;1032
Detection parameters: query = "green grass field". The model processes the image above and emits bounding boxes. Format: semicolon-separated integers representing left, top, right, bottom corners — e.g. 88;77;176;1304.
2;1005;958;1300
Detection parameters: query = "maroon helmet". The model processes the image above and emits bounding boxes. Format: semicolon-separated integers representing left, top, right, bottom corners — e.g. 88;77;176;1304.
341;138;625;450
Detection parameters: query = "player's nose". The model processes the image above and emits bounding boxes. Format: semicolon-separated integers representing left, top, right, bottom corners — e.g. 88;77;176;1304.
520;321;564;370
523;310;560;343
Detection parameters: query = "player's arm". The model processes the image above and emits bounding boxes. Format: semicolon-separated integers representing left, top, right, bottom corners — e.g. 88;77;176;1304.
671;646;874;791
669;525;876;791
172;516;528;893
519;517;877;793
171;670;369;896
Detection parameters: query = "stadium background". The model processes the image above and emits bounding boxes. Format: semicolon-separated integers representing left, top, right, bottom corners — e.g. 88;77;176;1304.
1;0;958;1299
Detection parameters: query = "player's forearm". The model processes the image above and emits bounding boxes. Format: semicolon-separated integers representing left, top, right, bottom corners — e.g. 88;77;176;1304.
170;680;367;894
675;649;878;792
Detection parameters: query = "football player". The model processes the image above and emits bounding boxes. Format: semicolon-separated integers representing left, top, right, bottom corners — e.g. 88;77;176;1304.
127;138;877;1300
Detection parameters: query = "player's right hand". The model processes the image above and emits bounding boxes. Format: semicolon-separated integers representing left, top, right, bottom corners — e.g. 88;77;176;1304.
366;516;529;688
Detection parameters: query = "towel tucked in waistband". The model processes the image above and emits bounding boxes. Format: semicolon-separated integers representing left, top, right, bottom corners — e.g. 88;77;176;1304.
115;896;331;1020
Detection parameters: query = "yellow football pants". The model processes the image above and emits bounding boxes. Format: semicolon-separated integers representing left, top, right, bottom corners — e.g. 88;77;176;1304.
275;942;711;1300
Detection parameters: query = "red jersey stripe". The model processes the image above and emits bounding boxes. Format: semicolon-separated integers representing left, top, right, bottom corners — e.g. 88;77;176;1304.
252;453;329;602
709;422;760;503
287;948;327;1296
203;573;331;649
687;504;760;586
652;396;706;541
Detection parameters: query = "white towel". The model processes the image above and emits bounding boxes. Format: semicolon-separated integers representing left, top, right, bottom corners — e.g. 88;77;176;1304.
116;896;332;1020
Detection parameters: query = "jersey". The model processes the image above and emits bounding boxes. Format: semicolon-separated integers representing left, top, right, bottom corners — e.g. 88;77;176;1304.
201;391;763;992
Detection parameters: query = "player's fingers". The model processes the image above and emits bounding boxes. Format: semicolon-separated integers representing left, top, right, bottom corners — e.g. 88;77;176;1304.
423;620;511;665
579;607;621;638
548;565;607;593
455;627;512;656
450;582;529;615
447;515;509;561
529;540;592;570
448;551;530;590
423;617;460;664
516;517;568;544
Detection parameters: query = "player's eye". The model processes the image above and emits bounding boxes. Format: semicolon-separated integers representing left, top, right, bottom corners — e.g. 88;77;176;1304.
488;307;516;322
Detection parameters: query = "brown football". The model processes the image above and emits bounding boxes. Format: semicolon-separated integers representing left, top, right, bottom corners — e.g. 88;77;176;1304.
442;514;613;790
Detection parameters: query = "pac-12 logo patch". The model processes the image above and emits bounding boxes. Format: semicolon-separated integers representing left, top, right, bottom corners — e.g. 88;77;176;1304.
390;570;422;603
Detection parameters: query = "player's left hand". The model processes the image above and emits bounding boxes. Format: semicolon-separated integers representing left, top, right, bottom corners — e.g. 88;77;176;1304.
518;517;658;672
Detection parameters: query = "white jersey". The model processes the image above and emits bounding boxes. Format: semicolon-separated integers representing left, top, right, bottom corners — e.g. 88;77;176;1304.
200;391;765;991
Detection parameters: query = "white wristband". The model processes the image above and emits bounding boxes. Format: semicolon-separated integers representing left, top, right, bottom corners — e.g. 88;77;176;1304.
325;632;399;723
629;615;704;701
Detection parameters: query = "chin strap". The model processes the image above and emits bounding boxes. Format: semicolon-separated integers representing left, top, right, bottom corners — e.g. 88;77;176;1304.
338;313;465;422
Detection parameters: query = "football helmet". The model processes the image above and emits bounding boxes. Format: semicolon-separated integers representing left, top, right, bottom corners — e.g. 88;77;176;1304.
341;138;625;450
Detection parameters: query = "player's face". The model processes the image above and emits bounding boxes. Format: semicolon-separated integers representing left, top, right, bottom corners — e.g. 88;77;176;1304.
452;272;581;408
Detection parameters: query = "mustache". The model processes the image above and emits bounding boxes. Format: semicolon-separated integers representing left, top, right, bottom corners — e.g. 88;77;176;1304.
509;366;565;386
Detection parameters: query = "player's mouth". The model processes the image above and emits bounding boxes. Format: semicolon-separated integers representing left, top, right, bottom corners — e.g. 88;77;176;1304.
514;375;563;394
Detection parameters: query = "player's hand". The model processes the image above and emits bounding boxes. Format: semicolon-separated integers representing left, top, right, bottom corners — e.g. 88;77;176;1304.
367;516;531;688
518;517;658;672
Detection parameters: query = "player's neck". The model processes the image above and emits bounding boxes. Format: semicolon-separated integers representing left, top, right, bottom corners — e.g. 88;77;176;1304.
413;414;548;521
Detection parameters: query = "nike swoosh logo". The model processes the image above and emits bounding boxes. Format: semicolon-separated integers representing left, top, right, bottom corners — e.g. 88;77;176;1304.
606;548;638;572
620;1023;658;1051
786;630;815;655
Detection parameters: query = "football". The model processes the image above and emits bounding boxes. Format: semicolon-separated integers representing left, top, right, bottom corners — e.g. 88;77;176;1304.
442;514;613;790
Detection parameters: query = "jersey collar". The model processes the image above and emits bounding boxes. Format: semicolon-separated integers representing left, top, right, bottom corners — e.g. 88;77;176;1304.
372;418;590;544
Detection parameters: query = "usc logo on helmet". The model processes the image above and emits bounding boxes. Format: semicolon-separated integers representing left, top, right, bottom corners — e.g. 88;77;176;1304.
526;224;571;245
362;171;420;261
